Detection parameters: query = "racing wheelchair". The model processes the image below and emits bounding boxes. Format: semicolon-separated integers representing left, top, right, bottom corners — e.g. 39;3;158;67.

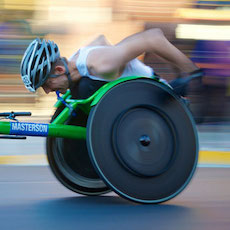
0;75;198;204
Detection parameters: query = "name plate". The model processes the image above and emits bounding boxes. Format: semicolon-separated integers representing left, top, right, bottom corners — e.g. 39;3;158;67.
10;122;49;136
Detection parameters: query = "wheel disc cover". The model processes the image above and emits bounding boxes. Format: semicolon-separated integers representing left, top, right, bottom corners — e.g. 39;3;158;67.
87;79;198;203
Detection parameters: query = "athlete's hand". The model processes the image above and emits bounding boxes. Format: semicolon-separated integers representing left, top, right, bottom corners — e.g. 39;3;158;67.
169;69;204;97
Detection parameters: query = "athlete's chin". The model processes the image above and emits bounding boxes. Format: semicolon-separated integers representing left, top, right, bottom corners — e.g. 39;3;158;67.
59;89;67;94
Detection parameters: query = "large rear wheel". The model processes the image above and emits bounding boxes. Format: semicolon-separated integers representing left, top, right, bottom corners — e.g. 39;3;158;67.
87;79;199;203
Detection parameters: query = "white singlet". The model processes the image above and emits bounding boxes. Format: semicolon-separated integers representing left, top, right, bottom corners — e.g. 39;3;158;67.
69;46;154;81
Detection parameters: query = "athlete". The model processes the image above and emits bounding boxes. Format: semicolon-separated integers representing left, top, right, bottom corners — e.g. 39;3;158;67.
20;28;203;99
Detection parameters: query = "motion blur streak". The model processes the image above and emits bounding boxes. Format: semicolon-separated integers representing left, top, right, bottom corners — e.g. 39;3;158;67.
0;1;230;168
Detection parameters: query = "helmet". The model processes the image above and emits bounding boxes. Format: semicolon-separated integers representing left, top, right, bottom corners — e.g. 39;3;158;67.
20;38;60;92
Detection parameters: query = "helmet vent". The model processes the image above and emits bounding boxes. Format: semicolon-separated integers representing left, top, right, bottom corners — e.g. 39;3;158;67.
38;56;43;65
31;58;36;70
48;46;52;56
43;66;48;78
34;71;40;87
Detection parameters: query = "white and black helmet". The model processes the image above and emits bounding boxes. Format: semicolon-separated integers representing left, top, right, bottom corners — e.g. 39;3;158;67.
20;38;60;92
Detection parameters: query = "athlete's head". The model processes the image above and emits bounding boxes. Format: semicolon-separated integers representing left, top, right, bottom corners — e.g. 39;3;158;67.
20;38;60;92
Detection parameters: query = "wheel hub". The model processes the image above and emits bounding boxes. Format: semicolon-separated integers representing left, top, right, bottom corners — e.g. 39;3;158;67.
139;135;151;147
112;106;176;177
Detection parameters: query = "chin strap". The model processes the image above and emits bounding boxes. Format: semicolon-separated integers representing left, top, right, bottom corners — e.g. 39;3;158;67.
56;90;76;116
61;57;73;89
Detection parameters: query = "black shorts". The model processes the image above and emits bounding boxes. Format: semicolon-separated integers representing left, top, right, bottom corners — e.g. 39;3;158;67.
70;77;109;99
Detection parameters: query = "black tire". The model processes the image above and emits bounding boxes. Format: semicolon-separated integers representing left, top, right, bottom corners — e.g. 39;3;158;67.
46;105;110;195
87;79;199;203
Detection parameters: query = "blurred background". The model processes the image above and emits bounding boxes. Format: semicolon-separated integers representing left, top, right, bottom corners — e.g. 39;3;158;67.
0;0;230;123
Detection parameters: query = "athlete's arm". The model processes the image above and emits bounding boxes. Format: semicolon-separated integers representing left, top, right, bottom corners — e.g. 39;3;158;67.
86;34;112;47
87;28;198;79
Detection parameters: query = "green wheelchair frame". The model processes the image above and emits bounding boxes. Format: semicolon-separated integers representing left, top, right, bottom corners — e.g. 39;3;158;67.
0;76;155;139
0;75;198;204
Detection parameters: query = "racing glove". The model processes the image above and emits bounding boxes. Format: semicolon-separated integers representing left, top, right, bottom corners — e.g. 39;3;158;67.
169;68;204;97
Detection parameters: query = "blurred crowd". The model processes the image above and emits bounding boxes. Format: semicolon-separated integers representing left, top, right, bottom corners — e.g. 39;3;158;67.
0;0;230;122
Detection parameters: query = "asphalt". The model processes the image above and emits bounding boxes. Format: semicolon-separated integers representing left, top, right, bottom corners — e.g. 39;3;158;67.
0;166;230;230
0;123;230;229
